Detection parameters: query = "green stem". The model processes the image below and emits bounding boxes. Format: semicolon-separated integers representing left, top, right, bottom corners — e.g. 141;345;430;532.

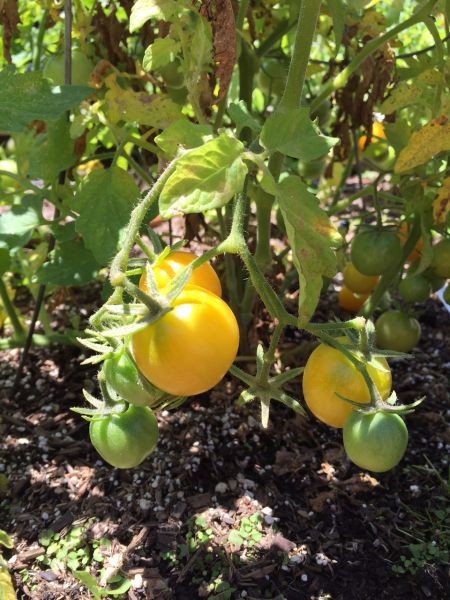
256;19;296;57
258;322;283;383
279;0;322;112
109;158;179;285
331;148;356;207
423;16;445;114
0;331;81;350
33;9;49;71
310;0;439;113
0;279;25;340
328;185;374;216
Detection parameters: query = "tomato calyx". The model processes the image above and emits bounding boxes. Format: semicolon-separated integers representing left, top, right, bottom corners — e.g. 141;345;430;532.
230;327;306;429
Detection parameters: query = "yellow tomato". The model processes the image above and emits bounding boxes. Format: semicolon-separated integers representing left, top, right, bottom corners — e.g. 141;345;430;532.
343;263;379;294
358;121;386;151
302;340;392;428
139;251;222;297
338;286;369;313
131;286;239;396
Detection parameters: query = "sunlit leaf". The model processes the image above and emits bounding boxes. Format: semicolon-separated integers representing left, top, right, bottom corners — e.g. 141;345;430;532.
395;116;450;173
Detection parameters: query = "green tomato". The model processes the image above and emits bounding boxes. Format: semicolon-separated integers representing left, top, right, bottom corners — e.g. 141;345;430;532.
343;411;408;472
43;49;94;86
89;405;159;469
375;310;421;352
103;351;159;406
429;239;450;279
398;275;431;303
351;230;402;276
422;268;446;292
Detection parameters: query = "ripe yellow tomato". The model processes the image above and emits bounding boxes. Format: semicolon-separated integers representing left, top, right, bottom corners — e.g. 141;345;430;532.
343;263;379;294
338;286;369;313
302;340;392;428
131;286;239;396
139;250;222;297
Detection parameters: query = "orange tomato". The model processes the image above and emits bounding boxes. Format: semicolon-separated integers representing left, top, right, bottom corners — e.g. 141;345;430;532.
358;121;386;152
397;222;424;262
139;250;222;297
338;286;369;313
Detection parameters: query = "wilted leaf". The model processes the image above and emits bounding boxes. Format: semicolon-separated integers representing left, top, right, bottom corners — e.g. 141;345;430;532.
159;133;247;218
73;167;139;265
0;70;91;132
395;115;450;173
433;176;450;225
105;75;182;129
277;176;340;325
260;107;338;161
0;0;20;62
200;0;236;101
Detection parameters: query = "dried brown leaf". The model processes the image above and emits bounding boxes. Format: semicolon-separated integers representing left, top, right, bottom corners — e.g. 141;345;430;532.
200;0;237;102
0;0;20;63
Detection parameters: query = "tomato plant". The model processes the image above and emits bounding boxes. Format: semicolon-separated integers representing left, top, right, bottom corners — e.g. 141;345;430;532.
131;287;239;396
343;411;408;472
429;239;450;279
375;310;421;352
302;340;392;428
338;286;368;313
103;350;157;406
139;251;222;297
343;263;379;294
43;49;94;85
351;230;402;276
398;275;431;303
89;405;159;469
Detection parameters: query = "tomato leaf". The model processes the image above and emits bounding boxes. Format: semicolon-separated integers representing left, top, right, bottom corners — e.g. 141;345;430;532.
277;176;341;325
228;101;261;136
143;38;181;71
73;167;140;265
395;116;450;173
159;133;248;218
325;0;345;54
0;69;91;132
37;240;99;286
0;194;42;249
29;115;76;182
155;119;213;157
130;0;190;32
260;107;338;161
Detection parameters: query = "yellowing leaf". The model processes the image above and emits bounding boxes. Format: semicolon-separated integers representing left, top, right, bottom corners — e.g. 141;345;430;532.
394;116;450;173
433;176;450;224
104;75;182;129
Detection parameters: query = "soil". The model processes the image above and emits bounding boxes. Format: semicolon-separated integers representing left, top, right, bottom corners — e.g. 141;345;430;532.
0;287;449;600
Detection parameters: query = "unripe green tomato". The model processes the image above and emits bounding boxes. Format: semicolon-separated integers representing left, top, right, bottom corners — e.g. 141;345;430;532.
375;310;421;352
103;351;158;406
351;230;402;276
0;159;19;190
89;405;159;469
429;239;450;279
43;49;94;85
343;411;408;473
298;157;326;180
258;59;287;97
398;275;432;303
423;268;446;292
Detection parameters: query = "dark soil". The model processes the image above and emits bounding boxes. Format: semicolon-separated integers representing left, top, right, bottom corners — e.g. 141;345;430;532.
0;290;449;600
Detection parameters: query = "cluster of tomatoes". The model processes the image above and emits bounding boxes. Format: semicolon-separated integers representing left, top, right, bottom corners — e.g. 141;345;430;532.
302;338;408;473
90;252;240;469
339;224;450;352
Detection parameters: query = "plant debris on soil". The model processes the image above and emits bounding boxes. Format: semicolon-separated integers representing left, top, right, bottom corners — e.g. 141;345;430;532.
0;288;449;600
